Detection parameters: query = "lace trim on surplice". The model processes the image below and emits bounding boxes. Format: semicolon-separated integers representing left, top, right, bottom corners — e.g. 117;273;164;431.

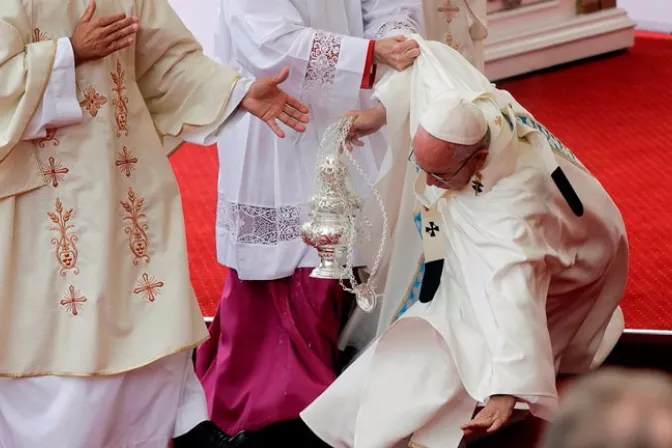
304;30;342;96
217;198;304;245
375;21;418;39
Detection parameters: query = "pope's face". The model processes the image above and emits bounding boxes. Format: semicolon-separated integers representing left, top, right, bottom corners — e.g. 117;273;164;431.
412;126;487;190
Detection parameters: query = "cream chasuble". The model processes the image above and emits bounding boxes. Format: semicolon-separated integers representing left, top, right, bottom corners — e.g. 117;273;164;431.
0;0;242;377
422;0;488;71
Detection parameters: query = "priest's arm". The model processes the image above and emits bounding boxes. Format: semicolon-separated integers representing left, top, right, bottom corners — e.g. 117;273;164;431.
133;0;308;151
448;177;559;420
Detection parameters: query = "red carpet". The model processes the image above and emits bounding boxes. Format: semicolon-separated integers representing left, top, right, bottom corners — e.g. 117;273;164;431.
171;32;672;330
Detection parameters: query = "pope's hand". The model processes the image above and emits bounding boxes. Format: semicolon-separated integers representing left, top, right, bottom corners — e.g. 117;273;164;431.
461;395;517;438
345;104;387;148
240;68;310;138
374;36;420;71
71;0;138;66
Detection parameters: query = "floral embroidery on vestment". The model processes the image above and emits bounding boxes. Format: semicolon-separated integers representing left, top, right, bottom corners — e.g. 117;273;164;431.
48;198;80;276
121;188;151;265
38;128;60;148
80;86;108;118
111;60;129;137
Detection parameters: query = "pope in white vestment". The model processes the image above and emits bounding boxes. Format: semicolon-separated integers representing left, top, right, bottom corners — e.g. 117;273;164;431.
0;0;309;446
301;37;628;448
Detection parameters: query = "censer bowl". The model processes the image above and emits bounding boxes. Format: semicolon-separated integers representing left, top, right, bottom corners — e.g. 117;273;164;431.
301;213;352;279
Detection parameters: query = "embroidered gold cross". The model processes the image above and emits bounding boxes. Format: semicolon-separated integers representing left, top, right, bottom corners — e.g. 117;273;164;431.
438;0;460;23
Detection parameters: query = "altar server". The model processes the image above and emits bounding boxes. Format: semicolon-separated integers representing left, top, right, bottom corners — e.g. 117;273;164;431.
195;0;425;441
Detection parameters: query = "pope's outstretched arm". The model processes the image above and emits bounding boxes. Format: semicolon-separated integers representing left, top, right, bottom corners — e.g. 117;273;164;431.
449;177;560;424
133;0;308;150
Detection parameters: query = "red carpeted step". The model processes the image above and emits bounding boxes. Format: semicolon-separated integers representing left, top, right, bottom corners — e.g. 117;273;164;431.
499;32;672;331
171;33;672;330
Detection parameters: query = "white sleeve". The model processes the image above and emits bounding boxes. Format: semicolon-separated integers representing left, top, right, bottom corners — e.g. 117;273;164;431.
361;0;425;39
223;0;370;113
21;37;82;140
448;178;558;407
180;78;253;146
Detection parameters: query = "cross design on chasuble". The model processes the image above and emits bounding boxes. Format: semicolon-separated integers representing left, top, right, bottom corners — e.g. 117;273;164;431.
41;157;69;187
133;273;164;303
438;0;460;23
79;86;108;118
32;28;47;42
116;146;138;177
426;221;440;237
60;285;87;315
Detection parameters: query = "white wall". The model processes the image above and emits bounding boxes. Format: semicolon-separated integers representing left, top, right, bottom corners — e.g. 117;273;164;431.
618;0;672;33
168;0;217;58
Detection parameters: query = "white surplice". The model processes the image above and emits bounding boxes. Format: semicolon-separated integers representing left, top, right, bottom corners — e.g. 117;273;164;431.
0;31;247;448
301;38;628;448
213;0;425;280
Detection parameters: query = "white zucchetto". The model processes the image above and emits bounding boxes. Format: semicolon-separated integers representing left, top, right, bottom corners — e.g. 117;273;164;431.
418;93;488;145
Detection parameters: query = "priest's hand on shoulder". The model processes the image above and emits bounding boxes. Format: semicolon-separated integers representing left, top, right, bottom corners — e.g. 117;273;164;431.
240;68;310;138
461;394;517;438
374;36;420;71
345;103;387;148
71;0;138;66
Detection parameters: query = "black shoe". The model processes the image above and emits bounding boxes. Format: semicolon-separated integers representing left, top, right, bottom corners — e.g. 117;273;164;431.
224;431;266;448
173;420;233;448
256;419;330;447
173;419;327;448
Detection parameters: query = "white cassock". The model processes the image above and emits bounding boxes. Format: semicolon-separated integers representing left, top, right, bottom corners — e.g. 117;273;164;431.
0;0;252;444
213;0;424;281
301;37;628;448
